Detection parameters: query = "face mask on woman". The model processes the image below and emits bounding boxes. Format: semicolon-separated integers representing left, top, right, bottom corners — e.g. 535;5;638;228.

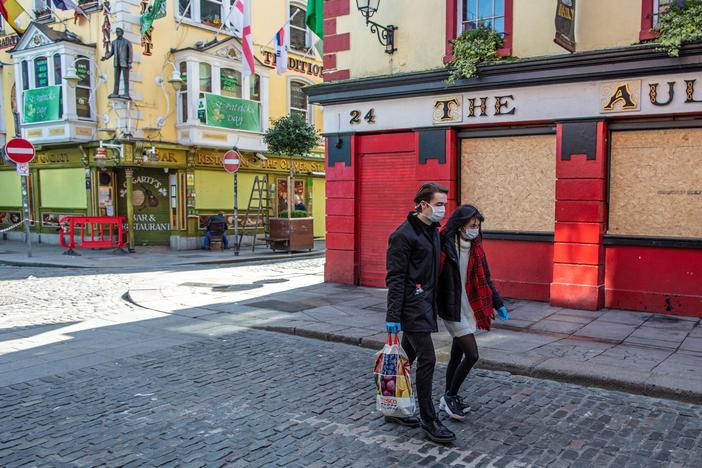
460;227;479;240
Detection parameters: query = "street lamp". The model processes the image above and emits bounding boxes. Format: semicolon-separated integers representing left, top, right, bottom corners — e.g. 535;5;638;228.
355;0;397;54
153;62;184;127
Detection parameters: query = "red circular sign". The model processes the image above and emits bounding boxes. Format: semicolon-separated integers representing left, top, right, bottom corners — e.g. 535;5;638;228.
5;138;35;164
223;149;241;173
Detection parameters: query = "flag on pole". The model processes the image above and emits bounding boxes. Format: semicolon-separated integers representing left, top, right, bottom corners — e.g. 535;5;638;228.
141;0;167;37
305;0;323;40
225;0;244;33
241;0;254;77
52;0;86;18
0;0;32;34
274;24;289;75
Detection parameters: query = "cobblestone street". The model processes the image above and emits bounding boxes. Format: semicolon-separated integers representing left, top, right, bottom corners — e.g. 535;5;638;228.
1;262;701;466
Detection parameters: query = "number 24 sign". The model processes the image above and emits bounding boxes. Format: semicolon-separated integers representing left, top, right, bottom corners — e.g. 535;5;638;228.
349;108;376;125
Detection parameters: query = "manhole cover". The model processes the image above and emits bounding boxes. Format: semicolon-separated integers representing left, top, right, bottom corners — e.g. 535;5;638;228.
0;296;26;306
212;284;263;292
253;278;289;285
244;299;311;313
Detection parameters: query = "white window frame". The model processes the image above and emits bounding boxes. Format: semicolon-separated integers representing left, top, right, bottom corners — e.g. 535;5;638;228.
457;0;506;36
288;77;312;124
289;1;313;53
176;0;248;36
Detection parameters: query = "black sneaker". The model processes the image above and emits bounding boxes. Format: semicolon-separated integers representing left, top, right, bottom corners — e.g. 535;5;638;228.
440;394;466;420
420;419;456;443
384;415;421;428
455;395;471;413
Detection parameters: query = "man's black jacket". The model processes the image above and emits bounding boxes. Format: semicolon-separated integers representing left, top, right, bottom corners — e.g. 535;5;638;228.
385;212;441;333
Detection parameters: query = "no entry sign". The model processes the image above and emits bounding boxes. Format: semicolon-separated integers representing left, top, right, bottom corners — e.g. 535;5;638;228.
223;150;241;173
4;138;35;164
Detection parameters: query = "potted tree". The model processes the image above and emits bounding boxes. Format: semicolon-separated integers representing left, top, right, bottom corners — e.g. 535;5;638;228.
264;113;319;252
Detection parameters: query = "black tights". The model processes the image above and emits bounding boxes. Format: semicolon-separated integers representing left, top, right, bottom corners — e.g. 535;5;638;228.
445;334;479;396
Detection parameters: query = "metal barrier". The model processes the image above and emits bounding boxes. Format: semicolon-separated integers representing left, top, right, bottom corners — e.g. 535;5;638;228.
58;216;128;256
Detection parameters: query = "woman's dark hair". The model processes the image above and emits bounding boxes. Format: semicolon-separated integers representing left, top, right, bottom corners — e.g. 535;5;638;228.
441;204;485;242
413;182;448;212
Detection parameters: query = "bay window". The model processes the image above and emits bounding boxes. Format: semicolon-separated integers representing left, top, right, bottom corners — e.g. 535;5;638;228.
220;67;242;98
75;56;91;119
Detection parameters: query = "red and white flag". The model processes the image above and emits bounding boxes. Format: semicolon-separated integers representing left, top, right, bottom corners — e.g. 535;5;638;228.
240;0;254;77
274;24;289;75
225;0;244;32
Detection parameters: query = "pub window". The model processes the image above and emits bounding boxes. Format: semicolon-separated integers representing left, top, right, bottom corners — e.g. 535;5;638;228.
250;73;261;102
290;3;310;51
199;63;212;92
220;67;241;98
75;56;91;119
21;60;29;90
289;80;309;121
200;0;223;27
53;53;62;85
460;0;505;35
178;62;188;123
652;0;674;27
34;57;49;87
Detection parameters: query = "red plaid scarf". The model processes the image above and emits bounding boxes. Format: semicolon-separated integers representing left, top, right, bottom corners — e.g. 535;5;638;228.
466;236;494;331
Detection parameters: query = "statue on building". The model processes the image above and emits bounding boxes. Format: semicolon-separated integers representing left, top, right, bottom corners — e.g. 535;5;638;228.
102;27;133;99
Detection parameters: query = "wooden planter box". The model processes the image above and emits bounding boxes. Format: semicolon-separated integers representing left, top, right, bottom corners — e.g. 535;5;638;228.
269;217;314;252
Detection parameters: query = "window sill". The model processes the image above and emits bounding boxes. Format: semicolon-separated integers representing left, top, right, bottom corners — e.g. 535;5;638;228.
175;17;238;38
639;29;659;42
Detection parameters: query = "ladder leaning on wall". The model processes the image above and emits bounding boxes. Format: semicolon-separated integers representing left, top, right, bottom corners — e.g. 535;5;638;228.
235;175;272;252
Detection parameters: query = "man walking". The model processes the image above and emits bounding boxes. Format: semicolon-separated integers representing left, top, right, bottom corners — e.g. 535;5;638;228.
384;182;455;443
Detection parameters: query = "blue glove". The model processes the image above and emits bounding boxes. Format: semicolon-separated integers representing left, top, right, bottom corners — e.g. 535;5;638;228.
386;322;402;333
496;306;509;321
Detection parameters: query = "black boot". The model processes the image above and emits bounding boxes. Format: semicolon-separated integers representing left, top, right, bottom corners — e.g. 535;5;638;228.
384;415;421;427
420;419;456;443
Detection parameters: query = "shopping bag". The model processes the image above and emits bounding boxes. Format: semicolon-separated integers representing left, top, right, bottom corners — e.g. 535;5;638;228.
374;332;416;417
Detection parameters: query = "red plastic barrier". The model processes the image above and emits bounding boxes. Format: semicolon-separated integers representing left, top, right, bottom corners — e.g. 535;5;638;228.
59;216;128;252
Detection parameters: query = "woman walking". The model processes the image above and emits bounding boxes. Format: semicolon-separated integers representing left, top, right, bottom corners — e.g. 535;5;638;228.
437;204;509;420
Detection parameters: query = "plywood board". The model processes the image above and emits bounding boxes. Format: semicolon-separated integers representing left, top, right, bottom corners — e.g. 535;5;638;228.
460;135;556;232
610;129;702;238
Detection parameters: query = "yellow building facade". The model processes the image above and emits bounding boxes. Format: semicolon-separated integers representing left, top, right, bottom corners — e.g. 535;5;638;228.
0;0;325;249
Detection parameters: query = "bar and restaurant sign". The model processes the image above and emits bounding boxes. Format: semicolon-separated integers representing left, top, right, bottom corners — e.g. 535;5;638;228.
195;150;324;173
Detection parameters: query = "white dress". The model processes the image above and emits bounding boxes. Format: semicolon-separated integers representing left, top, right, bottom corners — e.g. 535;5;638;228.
442;238;477;337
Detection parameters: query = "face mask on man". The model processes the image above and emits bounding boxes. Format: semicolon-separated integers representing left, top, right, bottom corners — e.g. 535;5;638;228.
460;227;480;240
424;203;445;223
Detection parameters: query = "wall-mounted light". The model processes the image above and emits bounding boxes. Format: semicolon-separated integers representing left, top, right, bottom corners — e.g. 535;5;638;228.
153;61;184;128
355;0;397;54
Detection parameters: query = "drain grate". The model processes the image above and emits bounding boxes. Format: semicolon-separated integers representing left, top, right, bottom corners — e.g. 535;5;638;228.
244;299;311;313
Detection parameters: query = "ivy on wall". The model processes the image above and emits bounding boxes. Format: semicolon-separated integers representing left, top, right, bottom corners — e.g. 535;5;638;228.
447;28;504;83
657;0;702;56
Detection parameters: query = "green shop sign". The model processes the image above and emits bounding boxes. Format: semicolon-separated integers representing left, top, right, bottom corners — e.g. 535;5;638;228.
24;86;61;123
202;93;260;131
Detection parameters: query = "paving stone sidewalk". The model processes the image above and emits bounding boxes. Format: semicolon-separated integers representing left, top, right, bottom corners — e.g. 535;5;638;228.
0;239;324;269
129;280;702;404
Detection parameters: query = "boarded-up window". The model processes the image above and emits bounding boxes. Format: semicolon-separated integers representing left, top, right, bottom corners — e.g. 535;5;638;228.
609;129;702;239
460;135;556;232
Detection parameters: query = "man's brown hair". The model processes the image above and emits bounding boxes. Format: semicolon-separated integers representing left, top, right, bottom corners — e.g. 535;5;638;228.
413;182;449;209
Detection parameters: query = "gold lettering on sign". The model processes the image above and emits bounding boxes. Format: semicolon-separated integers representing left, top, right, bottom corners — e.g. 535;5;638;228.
75;127;92;136
49;127;65;135
28;130;42;137
37;153;70;164
601;81;641;113
433;97;462;124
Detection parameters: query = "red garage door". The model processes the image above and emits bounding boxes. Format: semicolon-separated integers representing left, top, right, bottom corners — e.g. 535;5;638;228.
358;135;417;287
